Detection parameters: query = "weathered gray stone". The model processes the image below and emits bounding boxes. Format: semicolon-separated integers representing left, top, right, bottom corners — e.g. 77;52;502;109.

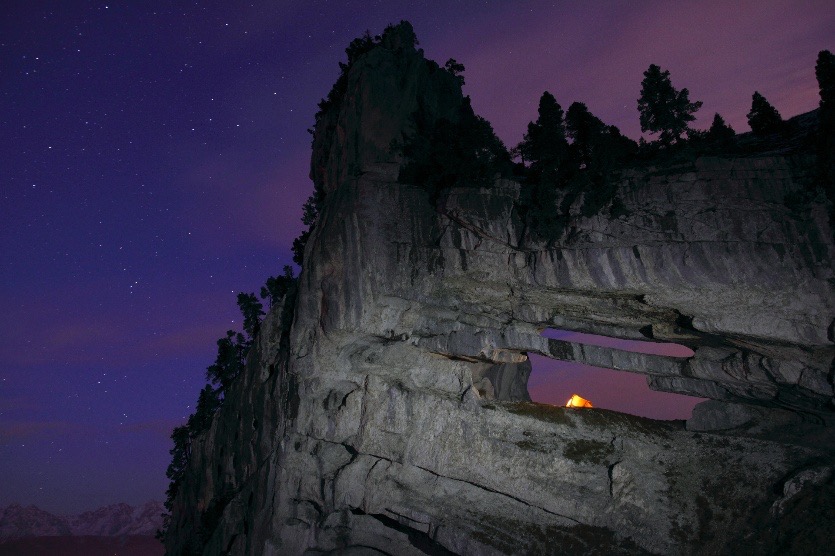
771;466;833;517
165;22;835;556
686;399;803;431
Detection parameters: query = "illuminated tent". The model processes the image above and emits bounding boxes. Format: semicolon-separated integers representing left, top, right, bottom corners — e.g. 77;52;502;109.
565;394;593;408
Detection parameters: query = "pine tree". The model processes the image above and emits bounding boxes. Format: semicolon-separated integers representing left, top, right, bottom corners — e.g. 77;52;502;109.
236;292;264;341
165;425;191;488
292;185;325;267
158;424;193;540
187;385;222;434
292;229;311;266
638;64;702;145
563;102;637;217
707;113;735;143
399;97;511;200
565;102;606;169
513;92;569;238
746;92;783;135
444;58;465;86
816;50;835;207
817;50;835;115
517;91;568;172
206;330;246;390
565;102;637;172
816;50;835;139
344;31;375;66
261;265;295;308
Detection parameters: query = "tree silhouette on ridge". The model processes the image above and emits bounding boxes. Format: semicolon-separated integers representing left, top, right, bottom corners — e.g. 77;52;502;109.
747;92;783;135
638;64;702;146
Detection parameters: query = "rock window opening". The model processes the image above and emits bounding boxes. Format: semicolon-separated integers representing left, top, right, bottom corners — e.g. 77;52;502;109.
527;329;704;420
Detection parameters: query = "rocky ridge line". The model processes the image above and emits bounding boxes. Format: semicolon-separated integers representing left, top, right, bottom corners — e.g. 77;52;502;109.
0;501;164;540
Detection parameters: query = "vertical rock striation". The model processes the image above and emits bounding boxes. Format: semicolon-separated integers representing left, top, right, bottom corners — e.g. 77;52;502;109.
166;22;835;555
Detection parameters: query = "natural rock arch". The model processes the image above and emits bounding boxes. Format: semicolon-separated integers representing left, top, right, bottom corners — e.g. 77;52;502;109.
165;22;835;555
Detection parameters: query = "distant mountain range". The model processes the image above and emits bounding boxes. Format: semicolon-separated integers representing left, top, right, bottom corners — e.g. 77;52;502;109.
0;501;163;540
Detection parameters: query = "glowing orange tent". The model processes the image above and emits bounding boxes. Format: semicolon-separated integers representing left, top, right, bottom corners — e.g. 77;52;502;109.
565;394;593;408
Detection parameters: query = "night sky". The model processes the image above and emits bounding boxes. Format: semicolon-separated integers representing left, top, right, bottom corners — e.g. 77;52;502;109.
2;1;832;514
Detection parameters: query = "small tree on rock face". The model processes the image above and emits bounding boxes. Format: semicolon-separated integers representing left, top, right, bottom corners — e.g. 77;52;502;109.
292;230;311;266
158;424;195;540
444;58;465;86
261;265;296;309
236;292;264;341
292;185;325;267
301;189;323;228
206;330;246;390
638;64;702;146
747;92;783;135
344;31;375;67
187;385;222;433
164;425;191;494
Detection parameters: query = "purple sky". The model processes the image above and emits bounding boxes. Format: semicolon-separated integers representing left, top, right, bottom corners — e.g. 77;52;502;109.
532;330;700;420
1;1;832;514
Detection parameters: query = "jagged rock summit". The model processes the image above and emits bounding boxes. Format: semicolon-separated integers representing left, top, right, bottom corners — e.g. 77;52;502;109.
166;22;835;555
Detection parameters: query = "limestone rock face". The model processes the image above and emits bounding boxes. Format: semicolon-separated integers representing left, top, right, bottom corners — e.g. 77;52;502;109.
166;23;835;555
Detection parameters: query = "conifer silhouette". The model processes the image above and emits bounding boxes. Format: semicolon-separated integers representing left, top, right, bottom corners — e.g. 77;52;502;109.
707;113;735;143
638;64;702;145
747;92;783;135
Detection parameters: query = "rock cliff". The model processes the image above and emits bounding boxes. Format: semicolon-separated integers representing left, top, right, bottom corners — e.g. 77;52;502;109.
166;22;835;555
